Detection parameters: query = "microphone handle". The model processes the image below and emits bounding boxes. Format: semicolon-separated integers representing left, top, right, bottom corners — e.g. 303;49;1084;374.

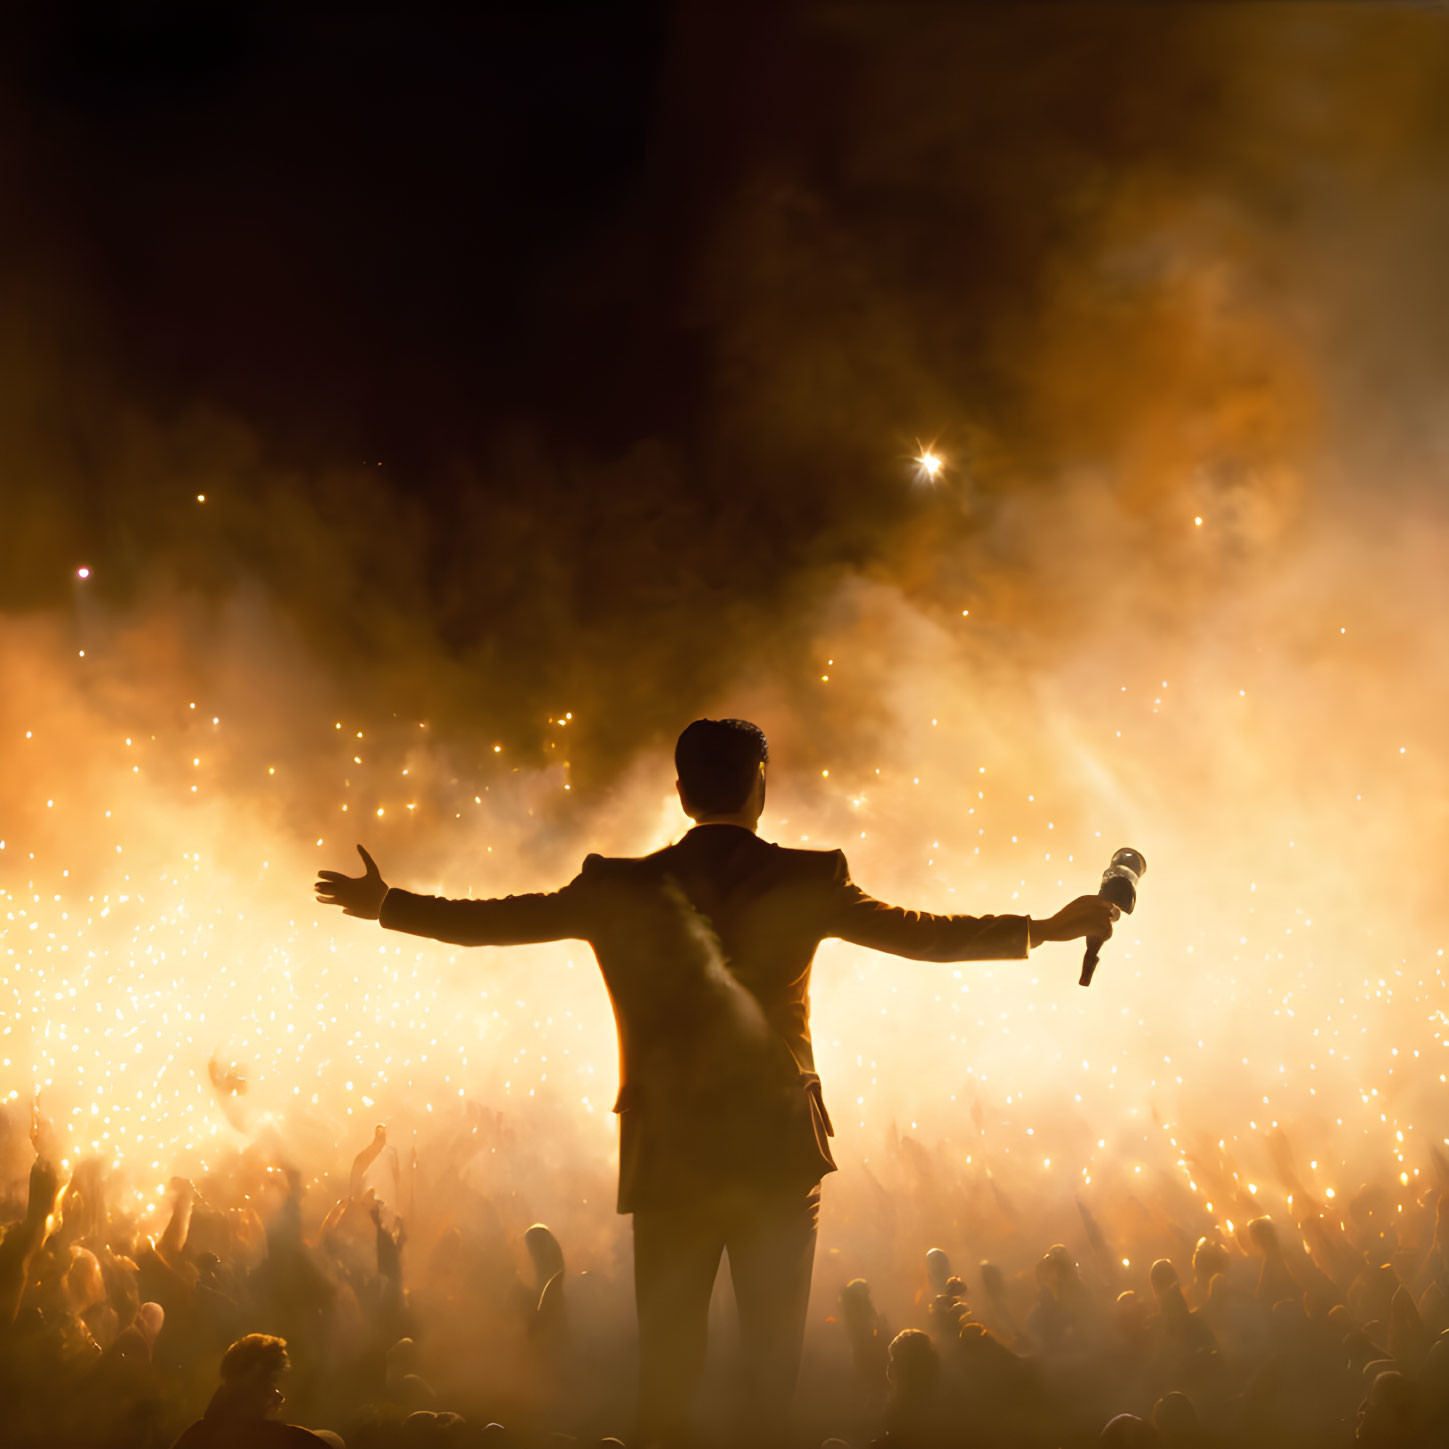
1079;938;1103;988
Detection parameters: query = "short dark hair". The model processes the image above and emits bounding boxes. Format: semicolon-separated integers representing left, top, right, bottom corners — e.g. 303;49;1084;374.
219;1334;289;1386
675;719;768;815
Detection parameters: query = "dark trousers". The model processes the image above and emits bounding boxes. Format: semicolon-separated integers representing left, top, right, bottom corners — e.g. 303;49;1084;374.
633;1183;821;1446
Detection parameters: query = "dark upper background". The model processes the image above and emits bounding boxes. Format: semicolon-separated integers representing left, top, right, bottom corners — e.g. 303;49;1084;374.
8;7;677;462
3;3;1447;788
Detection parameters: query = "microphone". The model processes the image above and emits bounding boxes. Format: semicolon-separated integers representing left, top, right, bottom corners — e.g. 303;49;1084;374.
1079;847;1146;987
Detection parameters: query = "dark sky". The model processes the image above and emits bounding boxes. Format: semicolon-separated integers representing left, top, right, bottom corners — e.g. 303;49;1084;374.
4;4;1448;785
6;7;678;460
3;4;1217;495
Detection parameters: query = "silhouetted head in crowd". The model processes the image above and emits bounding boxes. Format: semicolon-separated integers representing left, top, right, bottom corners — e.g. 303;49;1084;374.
1246;1216;1282;1259
1191;1237;1229;1295
886;1328;940;1413
107;1300;165;1364
1356;1368;1420;1445
1151;1391;1201;1446
1150;1258;1185;1307
674;718;768;825
524;1222;564;1292
1344;1328;1390;1378
840;1275;889;1387
386;1337;436;1410
840;1278;878;1329
1037;1243;1083;1303
1112;1290;1150;1350
214;1333;292;1419
1100;1411;1160;1447
399;1409;463;1445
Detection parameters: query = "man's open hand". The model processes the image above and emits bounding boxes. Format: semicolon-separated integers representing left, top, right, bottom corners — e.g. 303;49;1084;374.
1030;895;1120;946
315;845;388;920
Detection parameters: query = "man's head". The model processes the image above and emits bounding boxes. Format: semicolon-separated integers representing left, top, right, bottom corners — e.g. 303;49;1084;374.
1357;1368;1419;1445
218;1333;290;1417
674;718;768;825
886;1328;941;1407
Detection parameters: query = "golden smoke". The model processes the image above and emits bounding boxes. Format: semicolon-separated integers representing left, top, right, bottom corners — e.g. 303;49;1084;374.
3;4;1448;1324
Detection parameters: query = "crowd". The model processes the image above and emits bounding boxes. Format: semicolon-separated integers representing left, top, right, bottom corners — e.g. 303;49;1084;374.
3;1104;1448;1449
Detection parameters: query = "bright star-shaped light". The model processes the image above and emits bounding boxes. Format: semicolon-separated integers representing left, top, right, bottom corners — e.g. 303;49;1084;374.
914;444;944;480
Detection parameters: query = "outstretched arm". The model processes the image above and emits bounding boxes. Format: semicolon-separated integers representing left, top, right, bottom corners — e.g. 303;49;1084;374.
350;1124;388;1199
823;853;1117;962
315;844;589;946
0;1157;59;1324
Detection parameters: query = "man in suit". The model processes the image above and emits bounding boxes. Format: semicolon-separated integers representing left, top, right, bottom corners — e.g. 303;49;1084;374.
314;718;1118;1445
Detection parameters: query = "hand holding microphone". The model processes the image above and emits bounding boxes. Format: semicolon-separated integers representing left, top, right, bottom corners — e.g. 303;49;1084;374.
1030;895;1122;946
1027;847;1146;986
1079;848;1146;987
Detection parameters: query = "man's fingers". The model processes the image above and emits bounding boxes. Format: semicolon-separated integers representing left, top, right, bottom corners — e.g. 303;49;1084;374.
357;844;379;877
316;871;349;883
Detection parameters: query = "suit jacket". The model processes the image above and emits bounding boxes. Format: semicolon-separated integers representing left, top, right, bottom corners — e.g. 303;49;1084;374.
379;824;1030;1212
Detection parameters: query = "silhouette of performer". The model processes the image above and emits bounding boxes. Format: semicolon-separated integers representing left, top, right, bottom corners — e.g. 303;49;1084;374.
315;718;1118;1445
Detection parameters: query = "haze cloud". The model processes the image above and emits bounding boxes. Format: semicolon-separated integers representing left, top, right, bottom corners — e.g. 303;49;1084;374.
3;2;1449;1327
